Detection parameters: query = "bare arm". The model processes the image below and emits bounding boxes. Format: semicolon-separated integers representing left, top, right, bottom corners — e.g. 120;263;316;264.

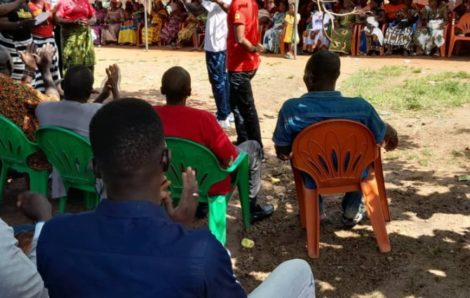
211;0;229;13
0;17;34;31
0;0;24;17
36;44;60;99
234;24;260;52
383;123;398;151
182;1;206;16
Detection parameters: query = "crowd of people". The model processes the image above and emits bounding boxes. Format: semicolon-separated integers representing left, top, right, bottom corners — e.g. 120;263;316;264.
0;0;459;295
91;0;470;57
261;0;470;57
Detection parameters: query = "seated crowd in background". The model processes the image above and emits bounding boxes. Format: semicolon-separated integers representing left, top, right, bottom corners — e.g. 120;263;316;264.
92;0;206;49
260;0;469;57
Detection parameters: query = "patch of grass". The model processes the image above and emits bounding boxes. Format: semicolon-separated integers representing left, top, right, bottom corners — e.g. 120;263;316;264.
340;66;470;113
287;75;294;79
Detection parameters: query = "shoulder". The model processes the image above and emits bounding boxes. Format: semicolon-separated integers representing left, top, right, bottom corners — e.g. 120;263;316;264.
39;212;94;244
279;97;305;113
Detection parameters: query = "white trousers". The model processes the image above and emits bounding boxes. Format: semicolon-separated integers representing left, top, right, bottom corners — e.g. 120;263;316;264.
249;259;315;298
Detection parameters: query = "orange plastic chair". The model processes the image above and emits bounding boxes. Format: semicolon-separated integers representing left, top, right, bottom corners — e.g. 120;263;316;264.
448;12;470;57
290;119;391;258
351;23;362;56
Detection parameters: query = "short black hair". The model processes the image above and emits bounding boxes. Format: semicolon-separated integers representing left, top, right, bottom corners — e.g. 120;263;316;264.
89;98;165;177
62;65;94;102
161;66;191;104
305;50;341;85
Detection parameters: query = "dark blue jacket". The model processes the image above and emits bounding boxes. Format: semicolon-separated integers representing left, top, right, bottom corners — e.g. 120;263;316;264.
37;199;246;298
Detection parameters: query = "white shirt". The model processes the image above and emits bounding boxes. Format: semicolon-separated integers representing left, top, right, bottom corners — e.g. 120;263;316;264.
35;100;102;139
0;219;48;298
202;0;232;52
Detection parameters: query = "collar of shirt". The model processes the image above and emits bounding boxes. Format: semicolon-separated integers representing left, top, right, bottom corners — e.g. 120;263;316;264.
302;90;343;98
96;199;170;220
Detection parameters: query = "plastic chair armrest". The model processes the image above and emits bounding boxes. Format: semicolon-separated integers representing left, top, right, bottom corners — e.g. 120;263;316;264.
225;152;248;173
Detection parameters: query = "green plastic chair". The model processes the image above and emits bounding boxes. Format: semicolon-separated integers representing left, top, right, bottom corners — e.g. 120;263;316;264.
165;137;251;245
36;126;98;213
0;116;49;204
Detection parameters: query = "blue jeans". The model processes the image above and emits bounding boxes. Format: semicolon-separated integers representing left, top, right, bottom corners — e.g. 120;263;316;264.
206;51;230;121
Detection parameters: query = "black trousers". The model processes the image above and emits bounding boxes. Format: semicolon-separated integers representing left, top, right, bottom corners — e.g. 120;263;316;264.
237;140;262;207
229;70;263;147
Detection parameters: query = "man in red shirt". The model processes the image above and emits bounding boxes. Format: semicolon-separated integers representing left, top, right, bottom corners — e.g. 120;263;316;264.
226;0;265;148
154;66;273;223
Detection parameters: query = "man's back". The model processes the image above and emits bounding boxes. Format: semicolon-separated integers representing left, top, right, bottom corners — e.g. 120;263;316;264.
273;91;387;146
37;200;246;298
36;100;102;138
155;105;237;195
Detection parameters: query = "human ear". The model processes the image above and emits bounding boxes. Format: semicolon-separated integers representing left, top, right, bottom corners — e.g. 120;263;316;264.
161;148;170;172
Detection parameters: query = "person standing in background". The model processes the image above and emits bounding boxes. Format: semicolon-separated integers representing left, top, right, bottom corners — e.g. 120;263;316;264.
181;0;233;129
54;0;96;74
28;0;61;89
226;0;265;148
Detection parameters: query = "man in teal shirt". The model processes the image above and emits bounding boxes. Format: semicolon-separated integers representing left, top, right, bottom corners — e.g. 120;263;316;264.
273;50;398;227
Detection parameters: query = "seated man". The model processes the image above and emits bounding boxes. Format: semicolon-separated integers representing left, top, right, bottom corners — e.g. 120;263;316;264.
273;50;398;227
37;98;315;297
154;66;273;223
35;64;120;199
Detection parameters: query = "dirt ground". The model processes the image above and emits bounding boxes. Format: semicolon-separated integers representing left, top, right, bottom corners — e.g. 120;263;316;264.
1;47;469;297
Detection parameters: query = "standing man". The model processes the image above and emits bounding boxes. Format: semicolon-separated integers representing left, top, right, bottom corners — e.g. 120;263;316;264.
227;0;264;147
182;0;232;128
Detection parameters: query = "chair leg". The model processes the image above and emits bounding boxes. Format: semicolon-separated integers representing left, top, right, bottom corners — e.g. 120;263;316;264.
238;156;251;230
292;168;306;227
374;159;391;222
28;170;49;197
304;188;320;258
84;191;99;209
361;175;391;254
58;196;67;213
208;195;228;246
0;162;9;205
440;43;446;57
448;38;455;57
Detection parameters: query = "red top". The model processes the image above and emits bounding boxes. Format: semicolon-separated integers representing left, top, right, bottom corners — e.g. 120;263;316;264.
55;0;95;21
383;3;406;21
227;0;260;72
154;105;238;196
29;1;54;38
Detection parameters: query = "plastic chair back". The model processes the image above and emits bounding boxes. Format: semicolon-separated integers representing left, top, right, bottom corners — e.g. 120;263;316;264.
455;13;470;35
448;13;470;56
0;116;38;167
291;119;378;192
165;137;229;200
36;127;95;190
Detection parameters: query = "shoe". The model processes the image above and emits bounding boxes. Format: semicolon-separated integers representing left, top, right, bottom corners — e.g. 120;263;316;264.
217;118;230;129
341;207;365;228
227;113;235;122
250;203;274;224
